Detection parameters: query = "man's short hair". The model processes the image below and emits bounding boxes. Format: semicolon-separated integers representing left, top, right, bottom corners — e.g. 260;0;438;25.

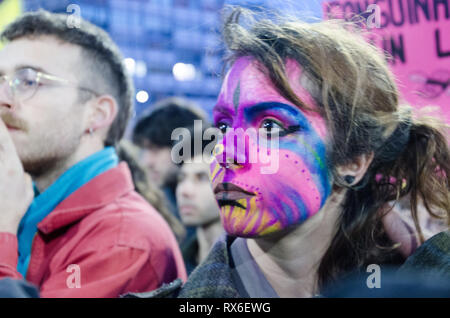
0;10;134;147
132;97;208;149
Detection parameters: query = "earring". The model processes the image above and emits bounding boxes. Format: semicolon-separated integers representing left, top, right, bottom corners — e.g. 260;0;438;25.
344;175;355;185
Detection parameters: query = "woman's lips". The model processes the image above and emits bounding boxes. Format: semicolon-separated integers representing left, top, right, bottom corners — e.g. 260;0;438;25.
214;182;255;201
215;191;255;201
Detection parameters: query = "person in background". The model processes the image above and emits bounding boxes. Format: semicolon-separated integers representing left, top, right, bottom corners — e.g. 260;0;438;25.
175;125;223;274
0;10;186;297
132;97;208;242
117;140;186;243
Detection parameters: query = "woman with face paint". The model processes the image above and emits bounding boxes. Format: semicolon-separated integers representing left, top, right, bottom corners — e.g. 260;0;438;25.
126;7;450;299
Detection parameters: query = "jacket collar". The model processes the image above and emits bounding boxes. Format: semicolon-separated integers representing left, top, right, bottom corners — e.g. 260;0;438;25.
37;162;134;235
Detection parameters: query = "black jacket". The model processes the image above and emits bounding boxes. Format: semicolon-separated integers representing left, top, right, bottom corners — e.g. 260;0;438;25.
124;231;450;298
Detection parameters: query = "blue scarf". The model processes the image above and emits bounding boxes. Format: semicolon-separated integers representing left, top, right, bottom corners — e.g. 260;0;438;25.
17;147;119;277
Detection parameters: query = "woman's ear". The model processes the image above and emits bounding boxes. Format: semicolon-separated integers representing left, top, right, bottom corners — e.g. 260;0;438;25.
86;95;118;134
335;152;375;186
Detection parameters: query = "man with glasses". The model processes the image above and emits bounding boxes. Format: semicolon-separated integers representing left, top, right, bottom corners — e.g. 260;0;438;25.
0;11;186;297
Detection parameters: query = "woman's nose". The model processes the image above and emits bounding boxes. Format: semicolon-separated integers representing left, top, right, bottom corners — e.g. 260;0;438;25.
214;128;255;169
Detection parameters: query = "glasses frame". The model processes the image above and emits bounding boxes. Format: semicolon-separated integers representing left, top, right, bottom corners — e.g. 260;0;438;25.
0;67;101;102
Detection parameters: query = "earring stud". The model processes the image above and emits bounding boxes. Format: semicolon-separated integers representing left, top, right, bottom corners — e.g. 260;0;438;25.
344;175;355;185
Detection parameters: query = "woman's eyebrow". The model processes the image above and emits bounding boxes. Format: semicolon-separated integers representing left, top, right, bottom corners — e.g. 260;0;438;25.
213;104;234;117
244;102;300;119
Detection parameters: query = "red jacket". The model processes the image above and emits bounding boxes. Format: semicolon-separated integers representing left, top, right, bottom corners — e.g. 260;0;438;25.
0;163;187;297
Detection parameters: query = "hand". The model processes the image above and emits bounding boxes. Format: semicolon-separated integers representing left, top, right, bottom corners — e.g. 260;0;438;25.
0;119;34;234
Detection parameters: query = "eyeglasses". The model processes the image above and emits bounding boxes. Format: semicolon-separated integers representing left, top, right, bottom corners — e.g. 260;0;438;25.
0;67;100;102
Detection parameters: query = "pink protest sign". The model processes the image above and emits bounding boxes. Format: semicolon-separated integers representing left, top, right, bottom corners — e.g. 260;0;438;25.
323;0;450;123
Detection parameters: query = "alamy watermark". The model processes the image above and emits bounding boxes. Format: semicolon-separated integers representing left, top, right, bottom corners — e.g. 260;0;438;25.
326;3;381;29
66;4;81;29
66;264;81;289
366;264;381;289
365;4;381;29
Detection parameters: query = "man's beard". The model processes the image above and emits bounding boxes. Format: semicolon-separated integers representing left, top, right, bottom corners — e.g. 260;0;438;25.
22;153;67;178
19;132;83;179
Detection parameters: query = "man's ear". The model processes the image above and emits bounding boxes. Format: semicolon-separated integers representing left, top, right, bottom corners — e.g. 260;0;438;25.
86;95;118;134
335;152;375;186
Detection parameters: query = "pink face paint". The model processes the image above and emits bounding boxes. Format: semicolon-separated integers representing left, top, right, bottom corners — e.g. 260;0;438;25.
211;57;332;237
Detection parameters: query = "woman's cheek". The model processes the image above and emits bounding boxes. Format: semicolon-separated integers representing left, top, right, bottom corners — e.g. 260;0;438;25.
210;154;226;186
257;149;329;227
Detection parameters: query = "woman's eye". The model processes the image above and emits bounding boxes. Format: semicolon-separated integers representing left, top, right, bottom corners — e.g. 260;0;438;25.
217;122;229;134
260;119;285;136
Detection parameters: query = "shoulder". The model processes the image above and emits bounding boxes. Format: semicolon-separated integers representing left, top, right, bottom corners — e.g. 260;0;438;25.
122;278;184;298
77;190;179;252
123;235;244;298
400;230;450;278
181;234;199;275
177;235;242;298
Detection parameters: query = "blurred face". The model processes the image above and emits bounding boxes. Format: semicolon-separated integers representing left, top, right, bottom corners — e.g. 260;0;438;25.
176;155;220;227
0;36;89;175
139;144;178;187
211;56;332;238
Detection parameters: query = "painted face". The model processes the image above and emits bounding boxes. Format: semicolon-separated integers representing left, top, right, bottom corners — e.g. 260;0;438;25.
211;56;332;238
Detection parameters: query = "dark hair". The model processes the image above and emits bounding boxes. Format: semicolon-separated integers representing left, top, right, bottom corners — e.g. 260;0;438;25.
132;97;207;149
117;140;186;243
222;7;450;289
0;10;134;147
